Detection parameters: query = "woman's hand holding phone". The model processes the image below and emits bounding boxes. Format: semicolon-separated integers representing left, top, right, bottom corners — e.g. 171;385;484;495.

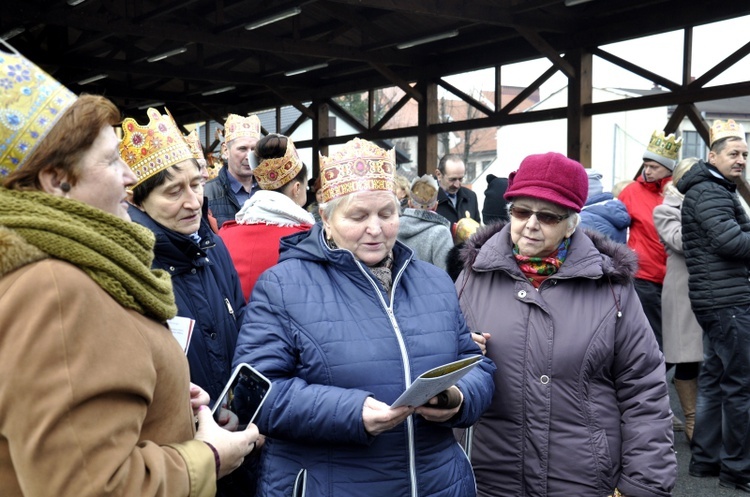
194;405;258;479
189;382;210;416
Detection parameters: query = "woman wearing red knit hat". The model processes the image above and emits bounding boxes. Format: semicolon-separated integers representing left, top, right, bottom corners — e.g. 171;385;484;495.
454;152;677;497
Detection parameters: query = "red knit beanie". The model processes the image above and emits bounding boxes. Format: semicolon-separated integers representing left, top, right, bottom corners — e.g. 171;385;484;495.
503;152;588;212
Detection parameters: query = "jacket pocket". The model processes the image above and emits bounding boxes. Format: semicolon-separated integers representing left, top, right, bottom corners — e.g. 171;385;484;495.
592;428;615;490
292;468;307;497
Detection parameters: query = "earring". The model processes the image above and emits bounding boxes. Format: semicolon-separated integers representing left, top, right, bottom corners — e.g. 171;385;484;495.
60;182;71;193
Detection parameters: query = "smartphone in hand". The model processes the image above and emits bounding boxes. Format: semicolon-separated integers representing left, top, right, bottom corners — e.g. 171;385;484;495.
211;363;272;429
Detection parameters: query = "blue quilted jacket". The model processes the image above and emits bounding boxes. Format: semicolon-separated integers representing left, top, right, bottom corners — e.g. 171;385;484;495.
233;223;496;497
129;206;245;402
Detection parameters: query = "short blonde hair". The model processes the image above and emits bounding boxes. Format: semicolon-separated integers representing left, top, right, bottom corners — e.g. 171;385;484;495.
394;174;410;199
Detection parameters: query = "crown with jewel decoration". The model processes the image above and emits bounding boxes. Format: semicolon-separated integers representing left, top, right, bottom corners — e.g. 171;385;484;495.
185;129;205;162
253;135;304;190
222;113;261;143
119;108;194;187
643;130;682;171
0;45;77;176
319;138;396;203
710;119;746;147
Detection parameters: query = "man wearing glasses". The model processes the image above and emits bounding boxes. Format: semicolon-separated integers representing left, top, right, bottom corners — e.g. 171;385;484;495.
435;154;481;231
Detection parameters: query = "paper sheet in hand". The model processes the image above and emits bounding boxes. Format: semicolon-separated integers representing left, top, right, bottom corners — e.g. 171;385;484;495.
390;355;483;408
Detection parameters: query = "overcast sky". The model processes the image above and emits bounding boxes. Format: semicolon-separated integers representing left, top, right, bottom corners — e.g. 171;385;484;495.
442;14;750;101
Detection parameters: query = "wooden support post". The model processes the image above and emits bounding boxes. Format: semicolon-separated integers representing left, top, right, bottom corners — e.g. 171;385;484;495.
417;80;438;176
567;49;592;167
312;100;330;180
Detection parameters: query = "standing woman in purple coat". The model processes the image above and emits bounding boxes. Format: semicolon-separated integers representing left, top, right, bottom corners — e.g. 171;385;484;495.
455;152;676;497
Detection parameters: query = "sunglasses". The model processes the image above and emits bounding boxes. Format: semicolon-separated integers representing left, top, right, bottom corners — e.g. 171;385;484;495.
509;205;570;226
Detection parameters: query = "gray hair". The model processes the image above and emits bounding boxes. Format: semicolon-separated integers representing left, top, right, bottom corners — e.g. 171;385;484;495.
320;190;400;220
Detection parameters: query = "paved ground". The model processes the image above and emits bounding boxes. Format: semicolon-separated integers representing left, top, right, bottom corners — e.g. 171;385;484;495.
667;371;741;497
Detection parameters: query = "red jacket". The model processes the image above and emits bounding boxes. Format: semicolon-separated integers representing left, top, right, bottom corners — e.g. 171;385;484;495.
618;175;671;284
219;221;311;301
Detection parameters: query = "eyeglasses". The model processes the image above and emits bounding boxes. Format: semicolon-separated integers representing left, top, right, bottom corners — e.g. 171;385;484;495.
509;205;570;226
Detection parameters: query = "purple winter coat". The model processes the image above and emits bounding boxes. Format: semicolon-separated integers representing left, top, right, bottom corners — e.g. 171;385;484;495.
455;223;676;497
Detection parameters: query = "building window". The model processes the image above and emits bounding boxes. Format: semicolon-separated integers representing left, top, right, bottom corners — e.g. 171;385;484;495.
682;130;705;161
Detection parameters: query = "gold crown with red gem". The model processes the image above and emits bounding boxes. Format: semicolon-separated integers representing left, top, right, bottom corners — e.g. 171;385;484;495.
319;138;396;203
253;136;304;190
119;107;194;187
0;45;77;176
710;119;746;147
222;113;261;143
185;129;205;162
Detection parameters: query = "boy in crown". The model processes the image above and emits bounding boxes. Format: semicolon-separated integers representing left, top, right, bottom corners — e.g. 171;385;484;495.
676;119;750;492
618;131;682;354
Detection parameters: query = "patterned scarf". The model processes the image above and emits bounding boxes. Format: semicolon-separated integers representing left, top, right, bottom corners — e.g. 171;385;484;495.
0;188;177;321
325;235;394;294
513;237;570;288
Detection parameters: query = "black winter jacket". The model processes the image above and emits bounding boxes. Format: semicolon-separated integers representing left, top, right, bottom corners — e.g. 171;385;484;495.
677;159;750;312
204;166;241;229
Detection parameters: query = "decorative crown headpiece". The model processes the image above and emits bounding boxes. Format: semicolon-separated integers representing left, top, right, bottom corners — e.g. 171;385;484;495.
710;119;746;147
409;174;439;208
185;129;205;162
319;138;396;203
222;113;261;143
253;136;304;190
643;130;682;171
119;108;194;187
0;45;77;176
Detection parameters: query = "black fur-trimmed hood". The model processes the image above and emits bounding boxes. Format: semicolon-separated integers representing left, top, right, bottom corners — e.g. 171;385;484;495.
457;221;638;285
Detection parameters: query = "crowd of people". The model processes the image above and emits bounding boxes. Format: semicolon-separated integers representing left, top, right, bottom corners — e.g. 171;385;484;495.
2;41;749;497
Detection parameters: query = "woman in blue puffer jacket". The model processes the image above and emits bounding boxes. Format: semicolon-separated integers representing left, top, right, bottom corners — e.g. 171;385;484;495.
233;138;496;497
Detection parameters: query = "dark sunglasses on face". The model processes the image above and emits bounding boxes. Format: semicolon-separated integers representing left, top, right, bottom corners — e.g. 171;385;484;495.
509;205;570;226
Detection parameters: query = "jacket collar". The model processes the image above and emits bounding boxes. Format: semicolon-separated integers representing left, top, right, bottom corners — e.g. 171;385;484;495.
128;205;216;271
460;222;637;285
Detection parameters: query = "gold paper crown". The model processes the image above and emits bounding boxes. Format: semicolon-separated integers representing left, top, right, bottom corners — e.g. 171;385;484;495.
409;174;438;208
185;129;205;161
646;130;682;161
319;138;396;203
710;119;746;147
253;136;304;190
223;113;261;143
0;47;77;176
119;108;194;187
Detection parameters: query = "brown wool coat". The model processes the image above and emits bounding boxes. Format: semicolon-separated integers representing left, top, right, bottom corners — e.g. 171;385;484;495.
0;227;215;497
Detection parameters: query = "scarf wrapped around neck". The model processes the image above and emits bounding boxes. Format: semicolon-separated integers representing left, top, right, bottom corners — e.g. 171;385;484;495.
325;234;394;294
513;237;570;289
0;188;177;321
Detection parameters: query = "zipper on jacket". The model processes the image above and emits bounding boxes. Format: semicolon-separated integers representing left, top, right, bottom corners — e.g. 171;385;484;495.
354;258;418;497
224;297;236;322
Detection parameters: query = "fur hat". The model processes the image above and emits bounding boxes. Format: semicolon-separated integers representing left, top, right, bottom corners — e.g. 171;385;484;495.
504;152;588;212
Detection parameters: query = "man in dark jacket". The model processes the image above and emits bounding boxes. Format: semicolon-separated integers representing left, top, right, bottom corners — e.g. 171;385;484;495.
677;119;750;492
435;154;481;229
204;113;261;229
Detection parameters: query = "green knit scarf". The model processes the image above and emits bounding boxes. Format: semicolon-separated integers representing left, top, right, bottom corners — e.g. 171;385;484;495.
0;188;177;322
